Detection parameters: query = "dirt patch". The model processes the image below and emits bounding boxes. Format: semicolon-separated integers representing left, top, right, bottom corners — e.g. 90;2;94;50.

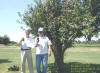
0;44;5;47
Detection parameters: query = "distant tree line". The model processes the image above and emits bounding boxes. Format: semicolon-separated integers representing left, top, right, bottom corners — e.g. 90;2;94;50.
0;35;16;45
0;35;10;45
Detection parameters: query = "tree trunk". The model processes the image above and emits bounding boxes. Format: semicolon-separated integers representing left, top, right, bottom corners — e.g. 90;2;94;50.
53;45;67;73
86;35;92;41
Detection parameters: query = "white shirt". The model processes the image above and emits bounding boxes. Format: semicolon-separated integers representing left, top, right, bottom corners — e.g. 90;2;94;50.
35;36;52;55
21;36;35;49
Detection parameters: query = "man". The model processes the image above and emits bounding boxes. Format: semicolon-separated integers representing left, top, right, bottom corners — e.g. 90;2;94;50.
35;27;52;73
17;28;34;73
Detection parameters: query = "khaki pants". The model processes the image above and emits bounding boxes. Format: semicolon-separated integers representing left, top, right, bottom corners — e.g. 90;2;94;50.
21;50;33;73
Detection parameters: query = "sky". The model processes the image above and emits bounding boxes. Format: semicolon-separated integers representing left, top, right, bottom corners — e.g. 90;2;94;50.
0;0;100;42
0;0;34;42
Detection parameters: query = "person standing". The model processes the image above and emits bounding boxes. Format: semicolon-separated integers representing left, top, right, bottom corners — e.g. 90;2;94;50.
17;28;34;73
35;27;52;73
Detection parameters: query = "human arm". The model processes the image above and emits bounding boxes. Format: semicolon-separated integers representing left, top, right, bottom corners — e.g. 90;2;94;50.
35;37;39;47
17;38;24;46
47;37;52;56
48;45;52;56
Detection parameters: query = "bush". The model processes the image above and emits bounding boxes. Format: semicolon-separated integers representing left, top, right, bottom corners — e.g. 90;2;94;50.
0;35;10;45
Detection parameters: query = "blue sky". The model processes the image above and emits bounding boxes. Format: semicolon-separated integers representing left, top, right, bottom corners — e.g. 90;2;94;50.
0;0;99;42
0;0;34;42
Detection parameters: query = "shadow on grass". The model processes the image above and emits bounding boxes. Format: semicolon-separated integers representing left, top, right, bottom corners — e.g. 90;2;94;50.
47;62;100;73
0;59;12;63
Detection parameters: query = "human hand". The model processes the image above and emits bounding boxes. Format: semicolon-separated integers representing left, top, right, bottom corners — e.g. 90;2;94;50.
35;38;39;47
48;50;51;56
21;38;24;41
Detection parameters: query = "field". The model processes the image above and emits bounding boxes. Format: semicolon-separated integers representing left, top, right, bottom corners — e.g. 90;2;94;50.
0;44;100;73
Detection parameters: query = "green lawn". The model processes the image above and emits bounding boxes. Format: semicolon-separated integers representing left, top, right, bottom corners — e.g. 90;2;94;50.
0;44;100;73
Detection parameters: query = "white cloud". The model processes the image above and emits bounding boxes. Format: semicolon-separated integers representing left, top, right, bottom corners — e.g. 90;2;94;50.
91;36;100;41
8;31;35;42
75;36;100;42
75;36;86;42
9;31;25;42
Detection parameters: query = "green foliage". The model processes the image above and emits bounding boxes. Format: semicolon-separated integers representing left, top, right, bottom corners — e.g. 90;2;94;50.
83;0;100;41
9;41;17;46
0;35;10;45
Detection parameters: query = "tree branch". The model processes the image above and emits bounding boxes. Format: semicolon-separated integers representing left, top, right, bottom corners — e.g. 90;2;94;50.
62;34;76;53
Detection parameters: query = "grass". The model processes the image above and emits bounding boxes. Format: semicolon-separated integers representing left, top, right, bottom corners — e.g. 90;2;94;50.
0;44;100;73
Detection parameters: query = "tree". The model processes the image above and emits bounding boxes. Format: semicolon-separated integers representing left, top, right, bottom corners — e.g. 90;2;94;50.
18;0;96;73
0;36;3;44
0;35;10;45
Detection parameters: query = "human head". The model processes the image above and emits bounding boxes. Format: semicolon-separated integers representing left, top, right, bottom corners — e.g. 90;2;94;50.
25;28;31;37
38;27;44;37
